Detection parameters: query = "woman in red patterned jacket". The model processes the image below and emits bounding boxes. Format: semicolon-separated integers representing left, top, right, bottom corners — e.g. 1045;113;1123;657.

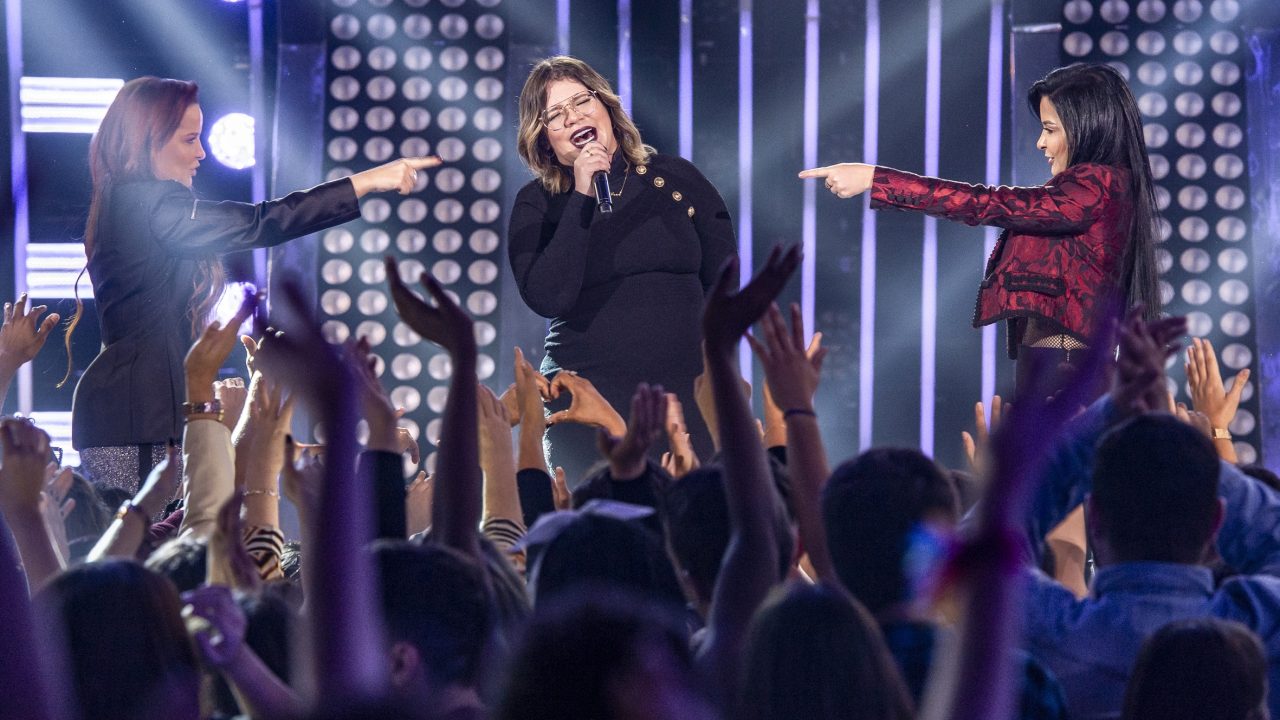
801;63;1161;391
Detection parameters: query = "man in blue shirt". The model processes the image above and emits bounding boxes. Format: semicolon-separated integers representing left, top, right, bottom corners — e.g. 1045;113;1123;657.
1021;400;1280;720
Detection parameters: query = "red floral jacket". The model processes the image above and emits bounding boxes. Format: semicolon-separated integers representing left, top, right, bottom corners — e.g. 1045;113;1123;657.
870;163;1133;358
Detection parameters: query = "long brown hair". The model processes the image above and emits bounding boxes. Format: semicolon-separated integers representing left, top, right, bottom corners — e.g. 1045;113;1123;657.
61;77;222;386
516;56;653;194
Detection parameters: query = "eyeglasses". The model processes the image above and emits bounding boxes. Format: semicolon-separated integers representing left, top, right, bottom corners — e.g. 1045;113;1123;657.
541;90;598;132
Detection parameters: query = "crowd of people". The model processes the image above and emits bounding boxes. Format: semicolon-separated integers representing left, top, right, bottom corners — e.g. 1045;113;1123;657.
0;51;1271;720
0;241;1272;720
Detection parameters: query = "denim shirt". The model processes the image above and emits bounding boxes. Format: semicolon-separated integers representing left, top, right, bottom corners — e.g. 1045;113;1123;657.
1020;398;1280;719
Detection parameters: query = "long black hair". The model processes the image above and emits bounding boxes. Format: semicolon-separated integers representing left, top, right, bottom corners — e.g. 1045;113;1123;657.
1028;63;1162;319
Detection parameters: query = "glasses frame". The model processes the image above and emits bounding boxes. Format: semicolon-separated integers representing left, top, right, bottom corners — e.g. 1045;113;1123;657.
541;90;599;132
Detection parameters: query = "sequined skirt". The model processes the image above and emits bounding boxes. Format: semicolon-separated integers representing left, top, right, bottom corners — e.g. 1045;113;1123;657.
78;444;181;495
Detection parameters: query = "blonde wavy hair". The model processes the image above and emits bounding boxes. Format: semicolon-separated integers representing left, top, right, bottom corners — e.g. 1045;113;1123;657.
516;56;653;194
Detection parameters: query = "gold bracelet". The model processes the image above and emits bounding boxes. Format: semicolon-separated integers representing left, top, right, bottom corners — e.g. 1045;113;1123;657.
1211;427;1232;440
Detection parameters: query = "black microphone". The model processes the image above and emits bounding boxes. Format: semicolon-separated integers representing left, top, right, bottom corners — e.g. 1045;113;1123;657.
593;171;613;213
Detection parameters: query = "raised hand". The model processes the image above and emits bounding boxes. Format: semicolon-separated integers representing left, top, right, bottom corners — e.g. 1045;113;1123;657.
182;585;248;669
185;289;258;393
0;293;60;372
384;256;476;360
405;471;432;536
1186;337;1249;435
0;419;52;517
551;466;571;511
281;435;323;519
0;419;62;586
599;384;668;481
798;162;875;199
961;395;1007;476
215;377;248;434
1112;308;1187;417
748;303;827;414
345;337;403;459
702;245;801;357
661;393;699;478
546;371;626;436
349;156;443;197
514;347;550;426
477;383;514;474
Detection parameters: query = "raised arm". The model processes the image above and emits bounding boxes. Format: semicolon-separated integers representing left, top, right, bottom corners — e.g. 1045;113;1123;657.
179;296;257;538
800;162;1127;235
923;319;1114;720
0;509;56;720
385;255;481;558
506;186;597;318
254;280;386;707
348;337;409;540
478;382;525;551
0;419;64;590
145;157;441;256
0;294;59;406
698;246;798;703
748;303;834;584
1186;337;1249;463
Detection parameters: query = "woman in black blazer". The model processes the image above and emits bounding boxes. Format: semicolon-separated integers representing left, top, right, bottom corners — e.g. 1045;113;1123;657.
68;76;437;490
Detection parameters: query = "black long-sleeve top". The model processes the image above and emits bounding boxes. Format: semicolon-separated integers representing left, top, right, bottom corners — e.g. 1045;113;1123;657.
507;153;736;461
72;178;361;449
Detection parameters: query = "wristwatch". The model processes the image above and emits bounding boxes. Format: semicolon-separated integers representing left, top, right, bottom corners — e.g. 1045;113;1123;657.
115;501;150;526
182;400;224;422
1211;427;1231;440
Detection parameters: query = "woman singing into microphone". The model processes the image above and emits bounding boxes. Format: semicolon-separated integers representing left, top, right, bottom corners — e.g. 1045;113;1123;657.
509;56;737;482
802;63;1161;392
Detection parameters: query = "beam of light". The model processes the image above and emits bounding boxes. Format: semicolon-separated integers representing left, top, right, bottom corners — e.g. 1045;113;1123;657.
920;0;942;455
802;0;818;339
618;0;632;115
19;76;124;133
738;0;753;379
982;0;1005;408
557;0;570;55
859;0;880;450
9;0;31;413
26;243;93;299
679;0;693;158
248;0;268;303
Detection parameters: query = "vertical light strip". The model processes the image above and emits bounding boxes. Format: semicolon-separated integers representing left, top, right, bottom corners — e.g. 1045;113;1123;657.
248;0;268;289
738;0;753;378
7;0;32;413
982;0;1004;406
618;0;632;115
557;0;570;55
801;0;819;338
919;0;942;455
678;0;693;158
859;0;880;449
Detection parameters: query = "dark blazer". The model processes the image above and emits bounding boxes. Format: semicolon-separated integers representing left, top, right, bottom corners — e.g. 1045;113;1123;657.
72;178;361;449
870;163;1133;357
